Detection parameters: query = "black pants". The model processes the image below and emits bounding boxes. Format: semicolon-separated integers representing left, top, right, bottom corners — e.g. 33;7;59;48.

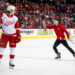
53;39;75;54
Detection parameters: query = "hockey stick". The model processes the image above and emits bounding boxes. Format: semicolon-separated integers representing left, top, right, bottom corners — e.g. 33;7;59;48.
69;35;75;44
0;29;2;42
0;29;2;38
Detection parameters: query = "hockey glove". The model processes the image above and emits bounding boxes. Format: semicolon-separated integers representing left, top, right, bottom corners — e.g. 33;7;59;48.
16;36;21;43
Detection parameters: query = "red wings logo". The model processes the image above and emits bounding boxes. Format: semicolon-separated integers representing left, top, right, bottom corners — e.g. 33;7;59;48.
4;21;14;26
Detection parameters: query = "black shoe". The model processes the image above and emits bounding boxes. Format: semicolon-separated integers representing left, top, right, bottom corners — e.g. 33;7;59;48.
9;62;15;69
55;53;61;59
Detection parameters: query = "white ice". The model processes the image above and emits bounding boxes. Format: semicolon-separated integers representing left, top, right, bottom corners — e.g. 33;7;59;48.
0;38;75;75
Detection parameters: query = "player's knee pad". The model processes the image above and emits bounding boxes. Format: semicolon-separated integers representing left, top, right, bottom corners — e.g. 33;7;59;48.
10;47;15;55
0;47;5;55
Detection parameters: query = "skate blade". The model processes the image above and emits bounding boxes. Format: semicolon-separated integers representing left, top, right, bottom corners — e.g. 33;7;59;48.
55;58;61;60
9;66;14;69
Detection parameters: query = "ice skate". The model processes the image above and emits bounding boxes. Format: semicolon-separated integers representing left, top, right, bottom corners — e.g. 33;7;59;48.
9;62;15;69
73;53;75;58
55;53;61;59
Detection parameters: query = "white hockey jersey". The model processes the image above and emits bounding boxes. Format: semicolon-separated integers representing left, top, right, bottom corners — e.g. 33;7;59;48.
1;13;19;35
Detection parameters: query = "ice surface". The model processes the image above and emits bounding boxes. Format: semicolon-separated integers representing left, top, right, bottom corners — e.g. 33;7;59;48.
0;38;75;75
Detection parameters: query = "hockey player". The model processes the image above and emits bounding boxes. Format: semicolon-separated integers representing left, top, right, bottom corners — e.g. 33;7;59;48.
0;5;21;68
42;18;75;59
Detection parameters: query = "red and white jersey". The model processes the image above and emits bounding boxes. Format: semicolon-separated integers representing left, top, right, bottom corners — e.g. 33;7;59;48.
1;13;20;36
